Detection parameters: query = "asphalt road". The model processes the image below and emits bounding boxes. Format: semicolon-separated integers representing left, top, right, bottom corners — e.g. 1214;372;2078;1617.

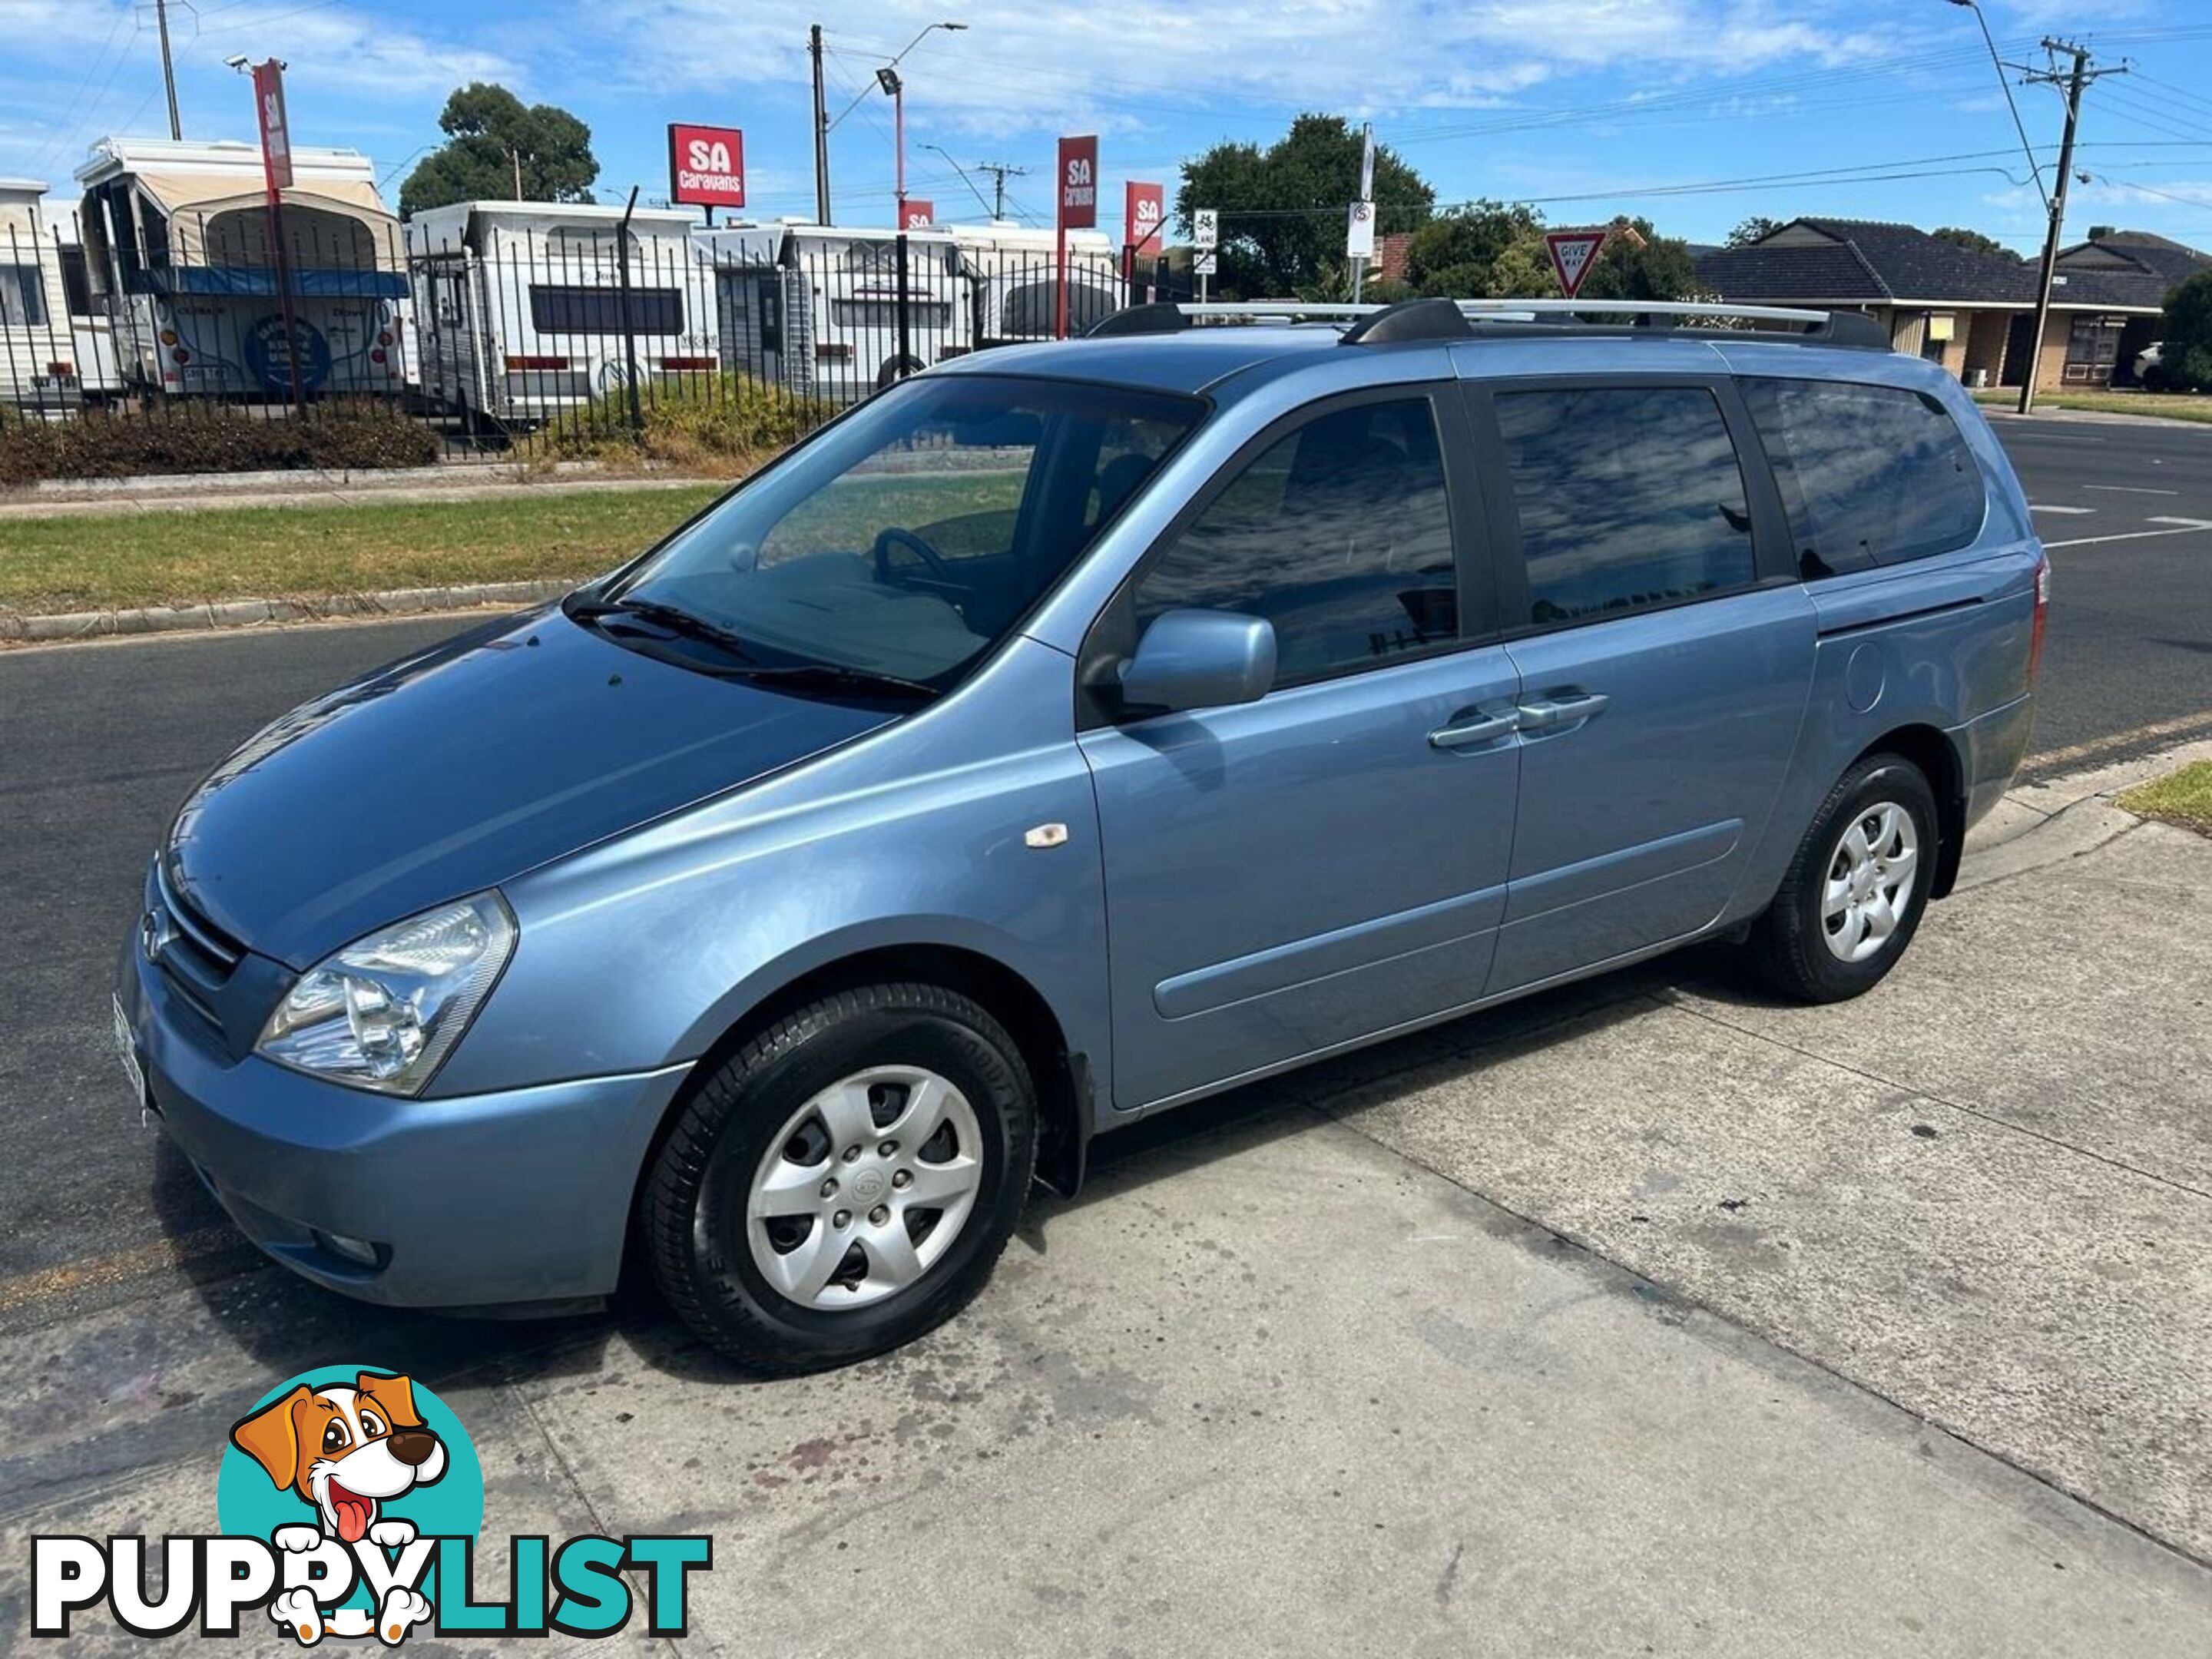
1992;412;2212;772
0;414;2207;1308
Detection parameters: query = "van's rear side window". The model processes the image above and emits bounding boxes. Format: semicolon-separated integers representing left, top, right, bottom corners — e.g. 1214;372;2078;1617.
1741;379;1986;579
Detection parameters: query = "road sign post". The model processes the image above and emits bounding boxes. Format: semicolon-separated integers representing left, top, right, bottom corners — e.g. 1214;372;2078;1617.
1544;228;1609;300
1194;207;1218;306
1350;121;1375;302
1056;134;1098;338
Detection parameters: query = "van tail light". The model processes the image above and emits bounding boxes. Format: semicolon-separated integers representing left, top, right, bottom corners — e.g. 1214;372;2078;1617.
814;343;854;361
2028;553;2051;684
505;354;569;371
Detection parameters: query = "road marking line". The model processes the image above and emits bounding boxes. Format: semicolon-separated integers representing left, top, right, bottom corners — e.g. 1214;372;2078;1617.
2028;504;2094;515
2025;710;2212;773
0;1226;246;1314
2044;518;2212;549
2081;484;2179;495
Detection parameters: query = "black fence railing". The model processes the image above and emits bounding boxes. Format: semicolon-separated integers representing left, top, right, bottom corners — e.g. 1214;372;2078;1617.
0;204;1188;475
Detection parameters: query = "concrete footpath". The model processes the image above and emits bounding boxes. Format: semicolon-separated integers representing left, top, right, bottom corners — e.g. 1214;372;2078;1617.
0;462;719;521
3;755;2210;1654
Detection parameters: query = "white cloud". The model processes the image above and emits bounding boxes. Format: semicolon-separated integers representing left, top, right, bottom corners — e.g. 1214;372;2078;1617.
575;0;1885;142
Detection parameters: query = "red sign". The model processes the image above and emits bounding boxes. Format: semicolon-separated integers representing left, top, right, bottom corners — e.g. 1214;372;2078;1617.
901;200;935;230
251;61;292;193
1124;180;1164;252
1545;229;1608;299
1057;134;1098;230
667;124;746;210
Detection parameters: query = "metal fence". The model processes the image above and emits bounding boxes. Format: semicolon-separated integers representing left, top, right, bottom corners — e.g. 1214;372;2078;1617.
0;204;1188;471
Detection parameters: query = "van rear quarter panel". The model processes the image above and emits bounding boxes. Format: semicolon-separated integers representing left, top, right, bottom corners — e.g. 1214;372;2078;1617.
1710;345;2043;919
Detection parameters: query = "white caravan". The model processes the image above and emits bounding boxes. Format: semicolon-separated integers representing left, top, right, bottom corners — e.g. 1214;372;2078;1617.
947;220;1122;344
73;137;410;399
408;200;717;428
694;220;967;405
0;179;85;408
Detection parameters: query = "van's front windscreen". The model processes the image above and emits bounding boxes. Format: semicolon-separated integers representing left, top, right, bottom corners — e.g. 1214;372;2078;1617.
581;374;1202;691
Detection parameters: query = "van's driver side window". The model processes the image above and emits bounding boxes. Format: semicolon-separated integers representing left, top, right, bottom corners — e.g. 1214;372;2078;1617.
1131;397;1459;685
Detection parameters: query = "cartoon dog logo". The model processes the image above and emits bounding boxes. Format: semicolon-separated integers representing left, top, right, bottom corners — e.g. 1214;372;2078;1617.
230;1372;444;1644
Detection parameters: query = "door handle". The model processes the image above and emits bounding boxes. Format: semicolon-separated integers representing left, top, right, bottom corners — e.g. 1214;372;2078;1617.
1429;710;1520;750
1515;692;1611;733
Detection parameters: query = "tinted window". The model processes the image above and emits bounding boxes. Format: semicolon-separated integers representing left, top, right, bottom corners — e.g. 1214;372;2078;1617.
1740;378;1985;577
528;283;684;336
1495;386;1754;626
1133;398;1459;684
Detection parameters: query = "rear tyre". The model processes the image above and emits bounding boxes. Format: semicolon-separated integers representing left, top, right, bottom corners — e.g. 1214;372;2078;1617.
644;982;1036;1376
1743;753;1938;1003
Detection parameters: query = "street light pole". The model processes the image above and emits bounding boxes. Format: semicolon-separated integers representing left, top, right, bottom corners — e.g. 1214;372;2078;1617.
826;21;965;224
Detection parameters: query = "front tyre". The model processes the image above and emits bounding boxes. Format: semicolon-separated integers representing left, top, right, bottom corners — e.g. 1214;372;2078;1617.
645;983;1036;1375
1743;753;1938;1003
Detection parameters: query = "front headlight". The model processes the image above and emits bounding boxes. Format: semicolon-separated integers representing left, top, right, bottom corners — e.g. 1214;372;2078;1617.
257;893;515;1096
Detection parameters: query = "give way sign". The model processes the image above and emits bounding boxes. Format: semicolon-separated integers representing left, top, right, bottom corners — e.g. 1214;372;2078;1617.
1544;228;1608;299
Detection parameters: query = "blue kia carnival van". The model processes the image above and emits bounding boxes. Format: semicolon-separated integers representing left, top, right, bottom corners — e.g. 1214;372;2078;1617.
116;297;2048;1373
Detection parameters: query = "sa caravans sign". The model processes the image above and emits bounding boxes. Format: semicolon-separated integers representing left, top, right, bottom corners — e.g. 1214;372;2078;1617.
667;124;745;210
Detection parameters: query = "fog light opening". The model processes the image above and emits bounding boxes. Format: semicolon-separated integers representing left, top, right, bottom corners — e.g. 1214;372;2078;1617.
313;1228;386;1268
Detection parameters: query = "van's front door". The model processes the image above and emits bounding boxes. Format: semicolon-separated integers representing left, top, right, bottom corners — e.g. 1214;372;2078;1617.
1465;378;1816;994
1078;388;1521;1111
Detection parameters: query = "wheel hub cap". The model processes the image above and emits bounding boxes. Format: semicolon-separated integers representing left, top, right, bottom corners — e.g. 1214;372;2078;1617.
744;1065;984;1312
1820;800;1920;965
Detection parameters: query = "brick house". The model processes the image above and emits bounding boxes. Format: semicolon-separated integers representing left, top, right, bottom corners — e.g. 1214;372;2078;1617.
1694;217;2207;389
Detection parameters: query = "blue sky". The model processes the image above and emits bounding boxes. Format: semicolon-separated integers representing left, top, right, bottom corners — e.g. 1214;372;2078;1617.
3;0;2210;254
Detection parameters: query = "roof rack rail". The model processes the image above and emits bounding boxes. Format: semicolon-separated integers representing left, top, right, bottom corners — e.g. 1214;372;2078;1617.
1340;297;1473;345
1084;302;1187;337
1088;298;1890;350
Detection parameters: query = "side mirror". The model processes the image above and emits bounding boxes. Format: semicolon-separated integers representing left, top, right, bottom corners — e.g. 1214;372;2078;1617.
1117;608;1277;716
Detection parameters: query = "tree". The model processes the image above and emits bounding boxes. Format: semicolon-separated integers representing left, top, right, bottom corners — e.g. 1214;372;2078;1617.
1403;200;1544;297
2154;268;2212;392
1176;114;1434;299
399;83;598;217
1726;215;1783;247
1932;226;2018;261
1577;217;1700;302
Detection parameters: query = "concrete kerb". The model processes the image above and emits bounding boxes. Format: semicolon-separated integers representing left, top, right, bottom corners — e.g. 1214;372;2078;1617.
1960;735;2212;888
0;580;575;642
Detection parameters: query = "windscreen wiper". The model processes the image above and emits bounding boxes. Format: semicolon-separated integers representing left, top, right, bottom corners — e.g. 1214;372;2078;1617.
711;661;942;700
565;593;760;661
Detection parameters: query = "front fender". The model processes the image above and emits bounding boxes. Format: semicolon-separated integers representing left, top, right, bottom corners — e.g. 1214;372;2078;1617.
429;638;1112;1105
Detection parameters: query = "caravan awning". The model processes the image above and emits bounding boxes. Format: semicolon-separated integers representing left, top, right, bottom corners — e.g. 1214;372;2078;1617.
141;267;409;299
131;174;405;270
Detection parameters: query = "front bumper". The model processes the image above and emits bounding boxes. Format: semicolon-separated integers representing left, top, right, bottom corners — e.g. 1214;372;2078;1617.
115;931;690;1310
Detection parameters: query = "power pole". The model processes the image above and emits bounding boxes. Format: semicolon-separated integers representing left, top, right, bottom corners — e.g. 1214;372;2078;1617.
2017;39;2124;415
154;0;182;140
976;162;1028;221
811;25;832;224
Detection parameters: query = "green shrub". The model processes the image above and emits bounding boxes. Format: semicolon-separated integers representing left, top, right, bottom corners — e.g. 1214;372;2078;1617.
2159;270;2212;393
0;399;439;485
533;373;831;472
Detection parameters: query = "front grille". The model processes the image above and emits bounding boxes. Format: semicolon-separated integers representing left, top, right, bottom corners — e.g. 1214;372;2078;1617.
149;859;247;1041
156;859;243;970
